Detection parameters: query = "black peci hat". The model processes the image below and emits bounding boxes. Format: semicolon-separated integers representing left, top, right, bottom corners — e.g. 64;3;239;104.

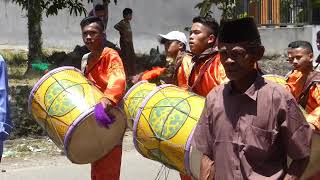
219;17;261;44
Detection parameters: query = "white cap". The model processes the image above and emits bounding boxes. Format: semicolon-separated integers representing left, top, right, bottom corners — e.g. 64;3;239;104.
158;31;188;46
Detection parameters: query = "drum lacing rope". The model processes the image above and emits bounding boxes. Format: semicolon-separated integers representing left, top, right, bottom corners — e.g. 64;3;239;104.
155;165;170;180
140;93;199;140
134;88;200;175
0;122;12;135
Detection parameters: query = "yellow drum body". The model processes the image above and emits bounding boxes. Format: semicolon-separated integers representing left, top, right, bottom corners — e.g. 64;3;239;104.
123;81;157;129
263;74;287;86
28;67;126;164
132;83;205;175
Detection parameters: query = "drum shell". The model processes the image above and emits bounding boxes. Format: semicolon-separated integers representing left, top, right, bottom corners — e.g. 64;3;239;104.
133;84;205;176
262;74;287;86
28;66;126;164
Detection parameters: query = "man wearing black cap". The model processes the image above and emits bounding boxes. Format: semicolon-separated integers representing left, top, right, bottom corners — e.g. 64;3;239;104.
193;17;312;180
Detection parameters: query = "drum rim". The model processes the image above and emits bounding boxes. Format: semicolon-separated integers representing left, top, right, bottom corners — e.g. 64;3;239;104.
28;66;81;114
123;80;148;100
184;127;196;175
63;106;126;164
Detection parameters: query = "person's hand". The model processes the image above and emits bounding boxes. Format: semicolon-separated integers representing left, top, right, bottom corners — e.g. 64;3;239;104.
100;97;112;112
94;98;115;128
131;73;143;84
309;123;317;131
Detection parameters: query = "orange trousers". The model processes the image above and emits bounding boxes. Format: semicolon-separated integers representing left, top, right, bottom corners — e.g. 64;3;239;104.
180;173;192;180
91;145;122;180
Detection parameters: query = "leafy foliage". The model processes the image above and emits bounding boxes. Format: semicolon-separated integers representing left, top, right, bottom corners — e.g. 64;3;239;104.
11;0;117;72
10;85;45;138
12;0;118;16
195;0;250;19
12;0;91;16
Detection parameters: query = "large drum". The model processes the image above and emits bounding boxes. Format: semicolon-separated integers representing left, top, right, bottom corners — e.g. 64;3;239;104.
124;82;204;178
123;81;156;129
28;66;126;164
262;74;287;86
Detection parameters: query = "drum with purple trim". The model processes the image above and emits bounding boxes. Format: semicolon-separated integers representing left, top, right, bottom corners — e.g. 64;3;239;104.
123;80;156;129
124;82;204;178
28;66;126;164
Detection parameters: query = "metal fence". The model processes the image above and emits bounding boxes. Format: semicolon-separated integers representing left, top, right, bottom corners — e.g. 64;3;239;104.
234;0;312;26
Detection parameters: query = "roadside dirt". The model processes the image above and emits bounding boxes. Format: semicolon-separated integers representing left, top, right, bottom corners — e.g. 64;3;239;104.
1;130;135;170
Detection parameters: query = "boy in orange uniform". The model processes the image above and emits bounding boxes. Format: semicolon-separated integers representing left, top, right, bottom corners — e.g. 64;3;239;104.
285;41;320;131
80;16;126;180
188;16;228;97
158;30;193;89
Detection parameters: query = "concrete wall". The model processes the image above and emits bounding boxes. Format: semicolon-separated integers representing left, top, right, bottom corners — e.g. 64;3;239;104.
0;0;205;54
1;0;320;57
259;25;320;59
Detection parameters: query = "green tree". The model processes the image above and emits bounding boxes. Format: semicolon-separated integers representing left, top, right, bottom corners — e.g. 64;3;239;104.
195;0;250;19
313;0;320;7
12;0;117;72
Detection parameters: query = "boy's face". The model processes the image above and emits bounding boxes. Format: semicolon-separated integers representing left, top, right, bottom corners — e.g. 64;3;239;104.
287;47;313;72
81;22;104;51
163;40;182;58
125;14;132;21
95;10;107;21
218;42;263;80
189;22;215;55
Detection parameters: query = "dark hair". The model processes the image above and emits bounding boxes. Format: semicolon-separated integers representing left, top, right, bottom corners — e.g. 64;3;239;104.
123;8;133;18
192;16;219;37
80;16;105;31
317;31;320;39
94;4;105;12
288;40;313;53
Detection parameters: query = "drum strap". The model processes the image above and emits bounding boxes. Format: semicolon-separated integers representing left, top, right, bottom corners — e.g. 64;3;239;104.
189;52;218;92
81;53;90;73
81;48;108;75
172;53;191;84
298;71;320;108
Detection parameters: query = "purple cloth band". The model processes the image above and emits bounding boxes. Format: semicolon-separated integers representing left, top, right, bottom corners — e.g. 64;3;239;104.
94;103;115;128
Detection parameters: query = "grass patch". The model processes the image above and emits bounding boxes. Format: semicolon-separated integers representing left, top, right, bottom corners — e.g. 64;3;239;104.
0;50;28;78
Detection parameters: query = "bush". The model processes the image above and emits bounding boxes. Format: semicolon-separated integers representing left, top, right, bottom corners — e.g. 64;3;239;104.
9;85;45;139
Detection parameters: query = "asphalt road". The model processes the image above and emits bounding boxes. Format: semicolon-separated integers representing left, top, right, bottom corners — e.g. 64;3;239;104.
1;149;180;180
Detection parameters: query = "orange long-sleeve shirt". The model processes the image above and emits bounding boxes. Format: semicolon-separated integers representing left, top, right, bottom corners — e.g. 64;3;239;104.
83;47;126;180
175;53;193;90
84;48;126;105
188;53;228;96
286;70;320;129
